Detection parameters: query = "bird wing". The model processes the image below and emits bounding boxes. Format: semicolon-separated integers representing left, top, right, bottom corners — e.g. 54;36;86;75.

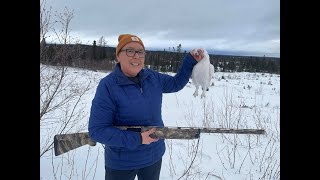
209;64;214;78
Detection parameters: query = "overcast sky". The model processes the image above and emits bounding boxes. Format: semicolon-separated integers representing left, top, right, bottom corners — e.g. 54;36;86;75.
44;0;280;57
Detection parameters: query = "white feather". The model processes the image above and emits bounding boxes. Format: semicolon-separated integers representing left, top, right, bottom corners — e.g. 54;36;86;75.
191;48;214;98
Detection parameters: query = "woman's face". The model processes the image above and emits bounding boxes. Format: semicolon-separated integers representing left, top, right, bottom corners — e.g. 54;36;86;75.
116;42;145;77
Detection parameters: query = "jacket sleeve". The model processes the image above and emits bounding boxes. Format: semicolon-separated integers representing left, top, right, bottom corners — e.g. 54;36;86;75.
159;53;197;93
88;78;141;150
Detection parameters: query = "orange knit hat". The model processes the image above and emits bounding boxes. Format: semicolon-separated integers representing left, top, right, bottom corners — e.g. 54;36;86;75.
116;34;145;56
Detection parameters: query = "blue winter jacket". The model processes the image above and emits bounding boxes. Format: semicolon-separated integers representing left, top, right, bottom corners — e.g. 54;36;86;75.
88;53;197;170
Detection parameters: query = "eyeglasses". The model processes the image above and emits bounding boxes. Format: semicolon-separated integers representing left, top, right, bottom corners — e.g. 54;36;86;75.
120;49;146;58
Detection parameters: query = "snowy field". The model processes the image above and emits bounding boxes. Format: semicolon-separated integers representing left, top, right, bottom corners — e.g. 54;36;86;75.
40;64;280;180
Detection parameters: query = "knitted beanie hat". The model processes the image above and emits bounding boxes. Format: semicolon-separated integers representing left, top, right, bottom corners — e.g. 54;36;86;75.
116;34;145;56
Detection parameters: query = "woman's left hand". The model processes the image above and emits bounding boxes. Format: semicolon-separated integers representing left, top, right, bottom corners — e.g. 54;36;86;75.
190;48;204;62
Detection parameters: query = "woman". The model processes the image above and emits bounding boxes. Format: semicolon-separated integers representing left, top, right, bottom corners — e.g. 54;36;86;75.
88;34;204;180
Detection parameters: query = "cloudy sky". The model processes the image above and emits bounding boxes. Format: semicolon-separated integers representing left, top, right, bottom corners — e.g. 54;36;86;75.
44;0;280;57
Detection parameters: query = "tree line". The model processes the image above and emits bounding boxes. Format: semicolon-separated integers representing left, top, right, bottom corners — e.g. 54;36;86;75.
40;39;280;74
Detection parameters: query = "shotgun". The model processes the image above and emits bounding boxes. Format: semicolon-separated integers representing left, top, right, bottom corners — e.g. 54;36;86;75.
54;126;265;156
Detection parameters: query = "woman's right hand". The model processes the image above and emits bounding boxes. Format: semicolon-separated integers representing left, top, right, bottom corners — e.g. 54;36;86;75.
141;128;159;144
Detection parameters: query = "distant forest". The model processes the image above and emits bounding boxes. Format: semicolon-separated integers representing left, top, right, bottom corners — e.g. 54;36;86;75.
40;40;280;74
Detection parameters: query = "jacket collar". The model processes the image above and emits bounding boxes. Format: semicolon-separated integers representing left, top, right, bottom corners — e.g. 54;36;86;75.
114;63;149;85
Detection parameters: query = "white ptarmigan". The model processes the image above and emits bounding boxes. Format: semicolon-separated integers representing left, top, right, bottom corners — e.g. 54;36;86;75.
191;48;214;98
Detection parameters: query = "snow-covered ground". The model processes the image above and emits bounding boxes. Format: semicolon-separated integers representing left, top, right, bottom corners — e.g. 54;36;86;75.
40;65;280;180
